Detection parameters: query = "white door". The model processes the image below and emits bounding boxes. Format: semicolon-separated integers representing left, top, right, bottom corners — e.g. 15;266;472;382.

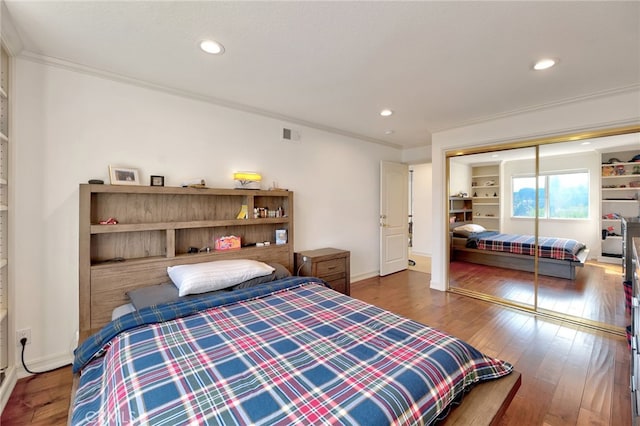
380;161;409;276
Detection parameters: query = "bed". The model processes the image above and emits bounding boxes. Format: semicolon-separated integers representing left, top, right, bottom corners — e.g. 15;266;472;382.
450;224;589;280
70;260;520;425
73;187;520;425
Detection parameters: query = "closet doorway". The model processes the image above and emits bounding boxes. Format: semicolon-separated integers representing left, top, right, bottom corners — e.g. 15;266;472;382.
446;126;639;333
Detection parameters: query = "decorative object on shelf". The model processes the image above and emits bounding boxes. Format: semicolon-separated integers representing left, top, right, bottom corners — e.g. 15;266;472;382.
269;181;288;191
150;175;164;187
484;180;495;186
473;192;477;197
275;229;287;245
615;165;626;175
109;166;140;186
493;192;497;197
236;204;248;219
603;212;622;219
88;179;104;184
234;171;262;189
455;191;468;198
634;165;640;175
98;217;118;225
181;178;207;188
602;165;615;176
214;235;241;251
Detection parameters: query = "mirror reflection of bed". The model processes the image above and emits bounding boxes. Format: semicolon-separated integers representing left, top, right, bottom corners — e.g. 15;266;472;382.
448;133;639;330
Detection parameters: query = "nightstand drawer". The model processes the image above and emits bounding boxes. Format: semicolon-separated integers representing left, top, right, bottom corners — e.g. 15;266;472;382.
316;258;346;276
326;277;347;294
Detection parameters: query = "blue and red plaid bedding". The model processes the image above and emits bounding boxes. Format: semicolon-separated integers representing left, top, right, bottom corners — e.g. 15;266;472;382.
468;231;586;261
71;277;513;425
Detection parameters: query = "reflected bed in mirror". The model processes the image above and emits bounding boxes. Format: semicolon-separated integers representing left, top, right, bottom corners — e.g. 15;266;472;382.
450;226;589;280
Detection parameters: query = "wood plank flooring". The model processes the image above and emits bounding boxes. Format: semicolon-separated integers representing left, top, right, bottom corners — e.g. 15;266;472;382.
1;365;72;425
1;269;630;425
450;260;628;328
353;270;630;426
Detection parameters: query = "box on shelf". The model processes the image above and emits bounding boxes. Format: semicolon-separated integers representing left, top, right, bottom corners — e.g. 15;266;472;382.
215;235;241;251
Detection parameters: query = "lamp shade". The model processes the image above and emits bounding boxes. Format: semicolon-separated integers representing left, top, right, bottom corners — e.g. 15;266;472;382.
233;172;262;182
233;172;262;189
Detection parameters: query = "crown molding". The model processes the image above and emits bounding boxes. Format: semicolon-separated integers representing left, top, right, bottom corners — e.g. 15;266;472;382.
434;84;640;133
1;1;24;56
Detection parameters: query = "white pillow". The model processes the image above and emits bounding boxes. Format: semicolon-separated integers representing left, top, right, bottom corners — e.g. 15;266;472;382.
167;259;275;296
453;223;486;233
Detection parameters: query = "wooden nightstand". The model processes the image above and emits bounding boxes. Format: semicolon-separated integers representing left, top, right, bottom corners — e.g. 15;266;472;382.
295;248;350;296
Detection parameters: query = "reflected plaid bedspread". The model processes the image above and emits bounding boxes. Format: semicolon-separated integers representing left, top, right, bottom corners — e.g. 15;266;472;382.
473;232;586;261
71;278;512;425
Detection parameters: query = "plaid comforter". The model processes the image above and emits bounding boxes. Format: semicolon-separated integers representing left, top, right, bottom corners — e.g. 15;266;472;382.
71;277;513;425
469;231;586;261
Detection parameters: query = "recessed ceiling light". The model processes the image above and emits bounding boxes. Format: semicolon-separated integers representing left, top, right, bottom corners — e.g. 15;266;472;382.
581;141;591;146
384;130;395;135
491;154;499;158
380;109;393;117
200;39;225;55
533;58;556;71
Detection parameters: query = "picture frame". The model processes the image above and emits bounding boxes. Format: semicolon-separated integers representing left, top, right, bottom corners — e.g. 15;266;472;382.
108;166;140;186
150;175;165;187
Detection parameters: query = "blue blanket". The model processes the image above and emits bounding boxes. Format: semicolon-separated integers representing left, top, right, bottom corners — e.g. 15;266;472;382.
72;277;513;425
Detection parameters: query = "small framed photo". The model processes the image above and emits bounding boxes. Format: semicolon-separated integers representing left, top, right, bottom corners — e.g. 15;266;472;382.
108;166;140;186
150;175;165;187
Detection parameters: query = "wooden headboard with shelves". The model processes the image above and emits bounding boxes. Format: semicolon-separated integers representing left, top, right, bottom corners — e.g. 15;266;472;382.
79;184;294;337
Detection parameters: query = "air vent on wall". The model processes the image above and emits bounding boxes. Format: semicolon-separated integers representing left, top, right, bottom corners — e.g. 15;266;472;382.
282;127;301;142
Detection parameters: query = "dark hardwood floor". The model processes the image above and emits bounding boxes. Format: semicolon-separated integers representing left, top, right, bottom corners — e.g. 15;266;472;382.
1;270;630;425
353;270;629;426
450;259;628;328
1;364;72;425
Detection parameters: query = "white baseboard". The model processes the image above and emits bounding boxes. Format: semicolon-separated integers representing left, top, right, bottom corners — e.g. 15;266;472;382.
351;271;379;283
16;351;73;379
0;366;17;415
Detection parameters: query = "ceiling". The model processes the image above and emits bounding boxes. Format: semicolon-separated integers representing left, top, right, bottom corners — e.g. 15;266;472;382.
3;1;639;149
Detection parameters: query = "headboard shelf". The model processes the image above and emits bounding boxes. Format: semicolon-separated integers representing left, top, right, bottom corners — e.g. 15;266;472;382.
89;244;293;270
90;217;291;234
79;184;294;334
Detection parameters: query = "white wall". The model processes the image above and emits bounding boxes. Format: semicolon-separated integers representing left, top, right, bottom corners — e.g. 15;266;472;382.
409;163;432;256
431;89;640;291
448;161;471;197
11;57;402;369
402;146;431;164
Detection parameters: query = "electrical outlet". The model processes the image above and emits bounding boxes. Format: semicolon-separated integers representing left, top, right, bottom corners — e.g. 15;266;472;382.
16;328;31;345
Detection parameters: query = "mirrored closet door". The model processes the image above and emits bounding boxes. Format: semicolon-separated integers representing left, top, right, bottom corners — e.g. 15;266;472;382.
447;147;537;311
446;128;639;333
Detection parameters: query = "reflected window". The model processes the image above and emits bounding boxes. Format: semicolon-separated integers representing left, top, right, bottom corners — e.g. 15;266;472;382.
512;171;589;219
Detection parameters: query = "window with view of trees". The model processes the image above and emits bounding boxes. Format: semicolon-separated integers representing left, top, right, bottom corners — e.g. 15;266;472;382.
512;172;589;219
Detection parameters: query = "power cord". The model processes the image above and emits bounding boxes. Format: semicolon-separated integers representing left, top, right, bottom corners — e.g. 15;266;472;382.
296;256;308;276
20;338;70;375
